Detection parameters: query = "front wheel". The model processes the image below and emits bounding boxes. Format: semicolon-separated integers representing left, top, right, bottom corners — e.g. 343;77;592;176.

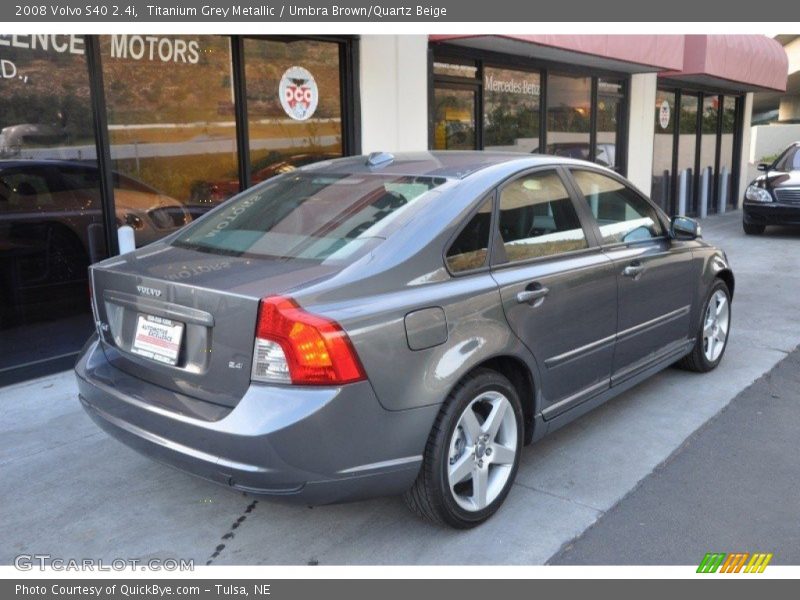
677;280;731;372
743;222;765;235
404;368;523;528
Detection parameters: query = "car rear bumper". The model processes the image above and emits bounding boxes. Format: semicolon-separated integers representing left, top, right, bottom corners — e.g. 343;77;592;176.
75;338;437;504
743;201;800;226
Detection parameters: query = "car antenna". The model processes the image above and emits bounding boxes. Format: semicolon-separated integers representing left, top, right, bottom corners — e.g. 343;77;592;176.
366;152;394;167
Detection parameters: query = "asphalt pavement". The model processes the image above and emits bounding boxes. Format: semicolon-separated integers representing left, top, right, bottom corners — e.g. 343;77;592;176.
1;210;799;565
550;344;800;565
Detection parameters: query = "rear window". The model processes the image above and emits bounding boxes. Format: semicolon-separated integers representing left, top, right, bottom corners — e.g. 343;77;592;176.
173;172;445;261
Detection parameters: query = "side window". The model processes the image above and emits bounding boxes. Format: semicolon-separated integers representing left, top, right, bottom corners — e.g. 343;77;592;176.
497;170;588;262
1;170;54;207
446;195;493;273
571;170;663;245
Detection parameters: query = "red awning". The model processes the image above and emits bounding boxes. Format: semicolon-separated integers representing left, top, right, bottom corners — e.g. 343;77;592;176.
430;34;788;92
429;34;685;72
662;35;787;93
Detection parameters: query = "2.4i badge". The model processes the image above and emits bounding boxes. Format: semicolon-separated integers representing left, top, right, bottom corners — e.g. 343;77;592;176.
279;66;319;121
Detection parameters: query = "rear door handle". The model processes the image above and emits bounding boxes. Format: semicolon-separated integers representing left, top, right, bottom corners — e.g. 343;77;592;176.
623;262;644;279
517;285;549;306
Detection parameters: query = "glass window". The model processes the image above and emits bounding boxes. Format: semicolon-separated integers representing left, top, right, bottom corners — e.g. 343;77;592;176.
433;59;477;79
483;67;540;153
243;38;343;192
596;79;623;170
174;173;444;262
0;34;106;378
433;87;476;150
572;170;662;245
498;171;587;262
446;195;493;273
678;93;699;215
718;96;736;209
699;95;718;214
100;35;236;241
545;74;591;160
652;89;676;212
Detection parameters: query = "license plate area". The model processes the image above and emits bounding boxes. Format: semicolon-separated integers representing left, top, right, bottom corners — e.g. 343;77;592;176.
131;314;185;366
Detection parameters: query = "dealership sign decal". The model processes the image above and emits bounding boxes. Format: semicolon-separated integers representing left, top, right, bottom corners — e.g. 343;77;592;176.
659;100;671;130
279;66;319;121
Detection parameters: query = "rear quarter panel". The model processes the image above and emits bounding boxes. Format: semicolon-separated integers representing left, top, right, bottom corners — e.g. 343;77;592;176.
290;167;541;412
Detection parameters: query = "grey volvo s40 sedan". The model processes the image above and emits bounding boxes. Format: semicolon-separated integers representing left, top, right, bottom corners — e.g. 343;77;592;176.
76;152;734;528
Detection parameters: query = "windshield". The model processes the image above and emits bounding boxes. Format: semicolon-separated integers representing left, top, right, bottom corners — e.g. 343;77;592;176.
174;172;446;261
775;146;800;172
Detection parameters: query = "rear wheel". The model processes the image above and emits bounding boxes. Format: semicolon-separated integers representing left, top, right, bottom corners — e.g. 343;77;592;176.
404;368;523;528
678;280;731;372
743;222;765;235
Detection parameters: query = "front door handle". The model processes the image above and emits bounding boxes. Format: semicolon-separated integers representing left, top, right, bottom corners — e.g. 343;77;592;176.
623;261;644;279
517;285;549;306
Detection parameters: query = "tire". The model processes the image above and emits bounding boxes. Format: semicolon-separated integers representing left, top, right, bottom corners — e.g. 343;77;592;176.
677;279;731;373
403;368;523;528
743;222;765;235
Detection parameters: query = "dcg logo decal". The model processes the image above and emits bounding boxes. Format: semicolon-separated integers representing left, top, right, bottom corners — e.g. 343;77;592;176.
279;66;319;121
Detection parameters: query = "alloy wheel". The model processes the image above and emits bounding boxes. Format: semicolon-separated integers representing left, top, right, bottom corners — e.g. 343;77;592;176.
703;289;730;362
447;391;518;512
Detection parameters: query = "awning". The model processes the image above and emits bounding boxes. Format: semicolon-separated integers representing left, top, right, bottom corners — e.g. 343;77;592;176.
429;35;685;73
660;35;788;93
430;34;788;93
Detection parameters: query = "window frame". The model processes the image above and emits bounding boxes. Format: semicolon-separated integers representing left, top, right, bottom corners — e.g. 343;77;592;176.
652;84;745;216
429;43;631;176
565;166;672;250
488;165;602;271
442;190;498;277
431;81;481;151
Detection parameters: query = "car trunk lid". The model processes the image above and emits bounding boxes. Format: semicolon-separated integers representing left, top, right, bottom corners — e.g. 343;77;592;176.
90;243;342;408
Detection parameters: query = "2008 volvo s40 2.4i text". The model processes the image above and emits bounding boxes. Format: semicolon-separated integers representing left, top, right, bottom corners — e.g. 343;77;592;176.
76;152;734;528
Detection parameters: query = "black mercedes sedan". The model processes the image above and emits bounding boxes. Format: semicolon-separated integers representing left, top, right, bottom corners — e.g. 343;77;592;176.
743;142;800;234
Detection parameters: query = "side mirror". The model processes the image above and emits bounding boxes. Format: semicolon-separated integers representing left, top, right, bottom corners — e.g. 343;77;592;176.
757;163;771;172
670;216;700;240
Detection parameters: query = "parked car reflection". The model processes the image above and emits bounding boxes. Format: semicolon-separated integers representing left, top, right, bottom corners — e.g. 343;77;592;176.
189;153;341;210
0;160;191;327
533;142;616;169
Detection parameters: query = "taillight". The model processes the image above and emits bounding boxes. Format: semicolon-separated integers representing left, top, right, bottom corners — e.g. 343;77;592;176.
251;296;366;386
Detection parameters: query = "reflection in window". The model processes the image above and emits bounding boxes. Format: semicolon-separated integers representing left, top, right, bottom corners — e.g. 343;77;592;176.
545;74;591;160
0;34;105;375
652;89;676;212
433;59;478;79
243;38;343;193
175;174;443;261
483;67;540;153
699;95;718;214
596;79;623;169
100;35;236;242
433;87;476;150
446;196;492;273
718;96;737;209
498;171;587;262
678;94;699;214
572;170;662;244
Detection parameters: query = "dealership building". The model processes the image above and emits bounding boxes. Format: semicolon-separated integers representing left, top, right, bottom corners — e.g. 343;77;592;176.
0;33;788;383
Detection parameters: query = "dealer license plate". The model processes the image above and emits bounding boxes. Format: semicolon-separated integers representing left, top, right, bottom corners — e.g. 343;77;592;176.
131;314;184;366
